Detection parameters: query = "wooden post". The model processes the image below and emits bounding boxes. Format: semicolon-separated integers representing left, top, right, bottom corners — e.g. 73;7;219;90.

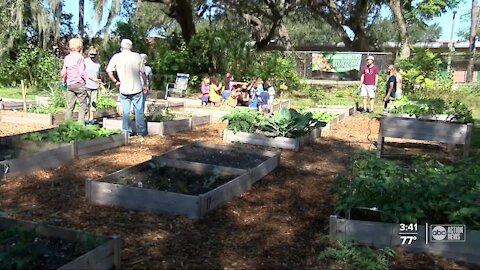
463;123;473;158
112;235;121;269
377;118;385;158
21;80;27;112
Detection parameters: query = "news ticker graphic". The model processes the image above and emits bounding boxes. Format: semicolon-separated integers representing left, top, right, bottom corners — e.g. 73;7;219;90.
398;223;466;245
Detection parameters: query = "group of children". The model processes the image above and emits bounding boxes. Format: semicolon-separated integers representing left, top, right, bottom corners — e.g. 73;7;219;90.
200;73;276;113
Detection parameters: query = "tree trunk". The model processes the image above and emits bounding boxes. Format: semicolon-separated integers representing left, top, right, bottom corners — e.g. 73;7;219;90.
79;0;84;37
173;0;196;42
466;0;478;82
389;0;410;58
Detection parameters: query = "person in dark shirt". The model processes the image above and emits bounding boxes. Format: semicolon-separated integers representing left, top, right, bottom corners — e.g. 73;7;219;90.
259;88;270;113
384;64;397;110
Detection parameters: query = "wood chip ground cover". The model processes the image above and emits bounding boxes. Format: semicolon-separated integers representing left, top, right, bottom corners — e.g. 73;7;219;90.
0;116;476;269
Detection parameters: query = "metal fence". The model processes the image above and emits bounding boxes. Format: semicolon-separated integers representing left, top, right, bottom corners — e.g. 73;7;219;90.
289;51;394;81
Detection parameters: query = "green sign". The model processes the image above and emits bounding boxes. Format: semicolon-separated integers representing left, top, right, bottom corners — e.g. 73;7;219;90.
312;53;362;72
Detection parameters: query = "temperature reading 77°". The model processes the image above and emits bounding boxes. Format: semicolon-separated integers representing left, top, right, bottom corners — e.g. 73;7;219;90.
400;235;417;245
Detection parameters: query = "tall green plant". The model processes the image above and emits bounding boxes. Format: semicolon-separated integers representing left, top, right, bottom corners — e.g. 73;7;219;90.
397;49;447;95
14;46;61;89
249;52;301;90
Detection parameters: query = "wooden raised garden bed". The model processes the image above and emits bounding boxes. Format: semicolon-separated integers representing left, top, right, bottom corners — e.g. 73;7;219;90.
184;108;231;123
377;115;473;158
271;99;291;112
86;143;280;219
308;105;354;130
329;215;480;266
0;108;118;126
0;110;54;126
102;114;211;135
0;132;128;176
167;97;205;108
0;99;36;110
222;129;315;151
314;104;356;116
0;216;120;269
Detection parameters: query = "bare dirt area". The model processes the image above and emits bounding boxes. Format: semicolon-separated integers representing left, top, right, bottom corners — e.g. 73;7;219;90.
0;116;475;269
0;122;52;137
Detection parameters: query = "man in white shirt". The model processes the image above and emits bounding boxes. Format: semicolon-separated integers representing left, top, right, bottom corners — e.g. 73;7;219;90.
106;39;148;136
84;46;101;124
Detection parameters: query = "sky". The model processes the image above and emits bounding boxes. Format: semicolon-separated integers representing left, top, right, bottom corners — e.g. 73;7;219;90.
63;0;472;41
431;3;471;41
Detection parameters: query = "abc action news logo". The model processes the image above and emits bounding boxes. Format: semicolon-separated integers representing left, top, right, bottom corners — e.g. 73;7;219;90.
429;224;466;242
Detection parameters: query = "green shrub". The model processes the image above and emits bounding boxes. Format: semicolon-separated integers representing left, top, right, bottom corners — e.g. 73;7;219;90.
397;49;449;95
249;52;301;91
333;151;480;229
14;46;62;89
318;241;395;270
389;95;473;123
302;85;326;99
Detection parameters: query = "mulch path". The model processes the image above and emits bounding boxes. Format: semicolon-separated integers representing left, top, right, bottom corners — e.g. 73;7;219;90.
0;115;475;269
0;122;51;137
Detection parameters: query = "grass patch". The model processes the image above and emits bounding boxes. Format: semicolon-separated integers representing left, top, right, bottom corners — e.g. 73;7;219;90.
0;87;40;100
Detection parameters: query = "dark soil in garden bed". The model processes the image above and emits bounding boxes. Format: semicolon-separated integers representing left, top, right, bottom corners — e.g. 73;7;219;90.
108;164;236;195
0;115;475;269
0;227;100;269
161;144;271;169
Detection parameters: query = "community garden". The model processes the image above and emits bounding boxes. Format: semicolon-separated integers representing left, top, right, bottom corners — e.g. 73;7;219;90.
1;0;480;269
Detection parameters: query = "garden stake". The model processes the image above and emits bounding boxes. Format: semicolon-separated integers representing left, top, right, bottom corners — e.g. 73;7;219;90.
21;80;27;112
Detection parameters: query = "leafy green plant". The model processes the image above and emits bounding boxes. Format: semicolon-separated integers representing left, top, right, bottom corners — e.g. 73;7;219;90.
311;111;336;122
222;109;265;133
146;107;176;122
389;95;473;123
397;49;448;95
12;46;61;89
203;167;221;190
21;119;120;143
333;151;480;229
149;160;167;172
28;105;65;114
95;97;116;109
318;241;395;270
176;180;187;193
260;108;320;138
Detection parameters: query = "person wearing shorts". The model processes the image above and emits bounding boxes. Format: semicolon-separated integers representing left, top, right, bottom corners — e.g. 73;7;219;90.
359;55;378;113
84;46;101;124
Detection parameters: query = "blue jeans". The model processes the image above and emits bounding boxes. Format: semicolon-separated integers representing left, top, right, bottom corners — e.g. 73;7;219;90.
120;92;146;135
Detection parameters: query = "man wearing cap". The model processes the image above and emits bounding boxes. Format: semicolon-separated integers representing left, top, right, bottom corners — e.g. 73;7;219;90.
359;55;378;113
106;39;148;136
84;46;101;124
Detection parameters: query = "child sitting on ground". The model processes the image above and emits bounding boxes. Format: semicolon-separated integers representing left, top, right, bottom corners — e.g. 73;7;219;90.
226;85;240;107
201;77;210;107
